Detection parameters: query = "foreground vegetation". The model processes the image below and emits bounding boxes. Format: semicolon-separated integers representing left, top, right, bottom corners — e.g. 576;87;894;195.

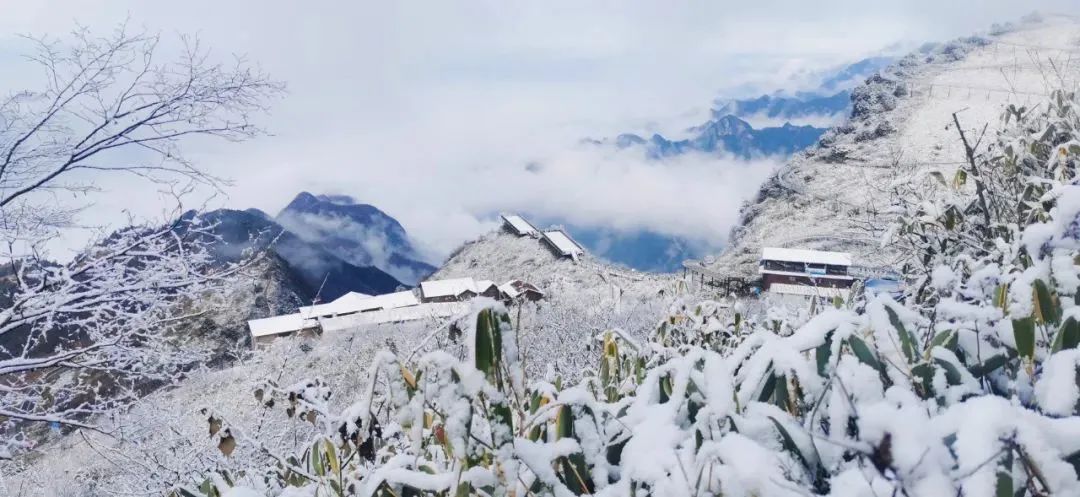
177;90;1080;497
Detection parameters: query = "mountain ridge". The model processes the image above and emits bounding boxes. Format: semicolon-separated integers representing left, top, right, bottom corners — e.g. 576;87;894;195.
276;192;436;285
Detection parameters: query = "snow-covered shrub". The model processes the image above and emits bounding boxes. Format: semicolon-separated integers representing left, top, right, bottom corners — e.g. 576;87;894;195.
182;92;1080;497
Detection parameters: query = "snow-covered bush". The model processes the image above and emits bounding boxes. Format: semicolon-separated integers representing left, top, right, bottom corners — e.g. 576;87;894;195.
182;91;1080;497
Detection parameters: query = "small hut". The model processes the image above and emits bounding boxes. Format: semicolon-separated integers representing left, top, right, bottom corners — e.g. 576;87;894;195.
475;280;502;299
499;280;545;302
420;278;479;303
501;214;539;237
541;230;584;260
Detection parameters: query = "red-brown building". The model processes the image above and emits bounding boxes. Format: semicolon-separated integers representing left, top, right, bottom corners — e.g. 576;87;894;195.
759;247;854;300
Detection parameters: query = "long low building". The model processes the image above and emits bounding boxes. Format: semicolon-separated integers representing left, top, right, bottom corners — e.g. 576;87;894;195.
501;214;539;236
248;277;544;344
320;302;471;333
248;290;421;344
419;277;503;303
542;230;584;260
296;290;419;319
248;313;319;345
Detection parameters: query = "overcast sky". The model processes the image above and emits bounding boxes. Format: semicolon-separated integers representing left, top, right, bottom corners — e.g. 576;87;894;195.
1;1;1076;261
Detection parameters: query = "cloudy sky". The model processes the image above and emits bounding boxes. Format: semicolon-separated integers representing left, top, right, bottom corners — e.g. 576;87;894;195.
1;1;1075;261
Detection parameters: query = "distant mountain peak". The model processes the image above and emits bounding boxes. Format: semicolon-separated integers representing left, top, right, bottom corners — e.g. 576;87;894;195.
276;192;435;285
179;208;404;301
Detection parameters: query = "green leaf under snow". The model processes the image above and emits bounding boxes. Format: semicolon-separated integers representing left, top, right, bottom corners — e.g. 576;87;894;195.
1053;317;1080;352
1033;279;1060;325
886;305;917;363
1012;317;1036;361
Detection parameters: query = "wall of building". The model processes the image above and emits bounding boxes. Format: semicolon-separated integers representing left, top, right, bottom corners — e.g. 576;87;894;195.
762;273;852;290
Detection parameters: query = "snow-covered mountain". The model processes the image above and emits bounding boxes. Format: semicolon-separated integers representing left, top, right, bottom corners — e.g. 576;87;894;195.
708;16;1080;278
184;208;404;300
711;56;895;127
569;57;896;273
8;16;1080;497
276;192;435;285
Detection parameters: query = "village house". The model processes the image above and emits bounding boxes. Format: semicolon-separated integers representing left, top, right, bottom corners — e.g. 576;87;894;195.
475;280;502;299
420;277;479;303
250;275;545;345
248;290;420;344
499;279;544;302
248;313;320;345
541;230;584;260
501;214;539;237
296;290;419;319
759;247;854;301
320;301;470;332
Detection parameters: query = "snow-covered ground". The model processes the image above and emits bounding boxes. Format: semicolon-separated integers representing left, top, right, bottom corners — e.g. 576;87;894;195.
711;16;1080;278
10;17;1078;497
0;230;717;496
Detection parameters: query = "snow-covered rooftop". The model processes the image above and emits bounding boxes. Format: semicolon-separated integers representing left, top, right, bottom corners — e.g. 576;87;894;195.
420;277;477;298
501;214;538;236
335;291;371;302
320;302;470;332
498;281;520;299
299;290;418;318
542;230;584;258
761;247;851;266
366;290;420;309
247;313;317;338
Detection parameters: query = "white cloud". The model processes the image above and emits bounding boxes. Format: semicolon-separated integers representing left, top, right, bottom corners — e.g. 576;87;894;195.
1;1;1076;261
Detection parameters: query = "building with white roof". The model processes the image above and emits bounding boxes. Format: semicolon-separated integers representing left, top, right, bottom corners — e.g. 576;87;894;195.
247;313;319;345
320;302;470;332
297;290;417;319
420;277;479;303
541;230;584;260
759;247;854;300
501;214;538;236
249;290;421;344
498;279;544;302
761;247;852;267
474;280;501;298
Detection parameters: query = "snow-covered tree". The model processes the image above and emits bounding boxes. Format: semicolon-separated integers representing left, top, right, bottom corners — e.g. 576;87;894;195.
0;23;282;456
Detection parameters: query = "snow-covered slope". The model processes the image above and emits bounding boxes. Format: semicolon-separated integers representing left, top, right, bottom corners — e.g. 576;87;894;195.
433;230;680;305
2;233;705;495
710;17;1080;278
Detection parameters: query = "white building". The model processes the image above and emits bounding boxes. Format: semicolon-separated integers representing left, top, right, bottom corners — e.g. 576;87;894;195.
297;290;418;319
420;277;480;303
501;214;539;236
542;230;584;260
247;313;319;345
248;290;420;344
759;247;854;301
320;302;470;332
